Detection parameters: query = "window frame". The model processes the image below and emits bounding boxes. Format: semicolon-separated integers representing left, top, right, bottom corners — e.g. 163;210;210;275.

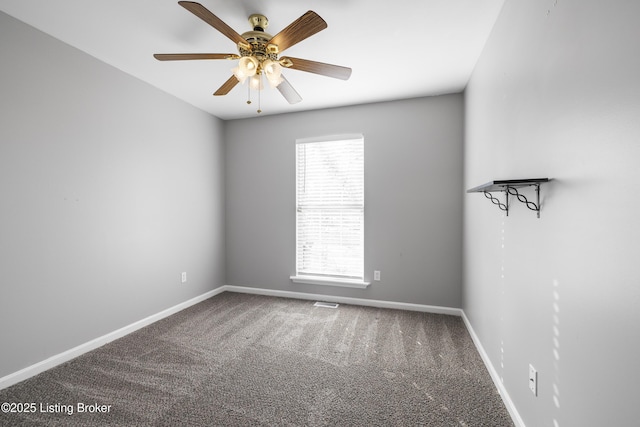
290;134;369;288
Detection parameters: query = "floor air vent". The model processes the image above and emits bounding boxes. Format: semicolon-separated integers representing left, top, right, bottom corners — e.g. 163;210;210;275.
314;301;339;309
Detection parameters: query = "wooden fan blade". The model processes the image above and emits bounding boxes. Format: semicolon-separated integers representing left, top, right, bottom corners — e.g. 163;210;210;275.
154;53;238;61
214;75;240;96
268;11;327;53
178;1;248;47
276;75;302;104
281;56;352;80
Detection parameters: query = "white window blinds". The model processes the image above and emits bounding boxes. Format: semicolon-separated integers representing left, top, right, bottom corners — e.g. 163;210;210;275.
295;135;364;280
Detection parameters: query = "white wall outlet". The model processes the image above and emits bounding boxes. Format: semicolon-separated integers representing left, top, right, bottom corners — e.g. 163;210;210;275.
181;272;187;283
529;364;538;396
374;270;381;281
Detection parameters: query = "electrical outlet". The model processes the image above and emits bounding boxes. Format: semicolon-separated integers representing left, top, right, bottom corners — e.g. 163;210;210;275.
529;364;538;396
181;272;187;283
374;270;381;281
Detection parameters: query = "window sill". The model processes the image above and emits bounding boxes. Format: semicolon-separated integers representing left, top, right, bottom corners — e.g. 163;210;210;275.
290;275;371;289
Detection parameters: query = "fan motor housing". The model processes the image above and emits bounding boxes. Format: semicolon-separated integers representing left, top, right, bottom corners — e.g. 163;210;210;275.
240;14;277;61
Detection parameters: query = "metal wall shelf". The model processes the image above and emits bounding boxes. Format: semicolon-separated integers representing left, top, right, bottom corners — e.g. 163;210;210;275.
467;178;549;218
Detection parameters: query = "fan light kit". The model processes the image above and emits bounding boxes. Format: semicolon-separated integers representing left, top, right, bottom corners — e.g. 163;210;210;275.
155;1;352;114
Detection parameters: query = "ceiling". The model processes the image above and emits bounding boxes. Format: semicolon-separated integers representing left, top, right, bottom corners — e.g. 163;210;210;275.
0;0;505;120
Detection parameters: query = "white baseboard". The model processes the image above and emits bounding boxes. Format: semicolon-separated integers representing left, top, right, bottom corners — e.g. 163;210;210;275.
0;286;226;391
461;311;525;427
222;285;463;316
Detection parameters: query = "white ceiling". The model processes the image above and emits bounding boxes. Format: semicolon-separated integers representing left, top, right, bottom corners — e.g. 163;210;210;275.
0;0;505;120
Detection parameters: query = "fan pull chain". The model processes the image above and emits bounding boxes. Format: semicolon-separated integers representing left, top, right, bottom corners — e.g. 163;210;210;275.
257;85;262;114
246;84;252;105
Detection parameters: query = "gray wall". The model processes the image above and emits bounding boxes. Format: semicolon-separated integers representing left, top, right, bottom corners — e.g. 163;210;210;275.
464;0;640;426
0;12;226;378
225;95;464;307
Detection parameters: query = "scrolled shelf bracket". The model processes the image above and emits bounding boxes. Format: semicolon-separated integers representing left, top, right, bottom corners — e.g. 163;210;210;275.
483;191;508;213
506;184;541;218
467;178;548;219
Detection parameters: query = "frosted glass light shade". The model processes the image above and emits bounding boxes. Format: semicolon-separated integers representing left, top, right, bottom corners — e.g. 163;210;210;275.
231;66;247;83
249;74;263;90
239;56;258;75
262;59;284;88
233;56;259;83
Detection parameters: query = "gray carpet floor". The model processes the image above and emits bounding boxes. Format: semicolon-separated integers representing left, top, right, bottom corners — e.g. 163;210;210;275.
0;292;514;426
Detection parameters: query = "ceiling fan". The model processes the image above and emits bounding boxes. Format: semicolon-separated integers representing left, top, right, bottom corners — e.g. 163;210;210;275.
154;1;352;113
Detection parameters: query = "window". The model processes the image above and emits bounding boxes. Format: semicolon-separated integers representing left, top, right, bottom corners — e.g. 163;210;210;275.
292;135;367;288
